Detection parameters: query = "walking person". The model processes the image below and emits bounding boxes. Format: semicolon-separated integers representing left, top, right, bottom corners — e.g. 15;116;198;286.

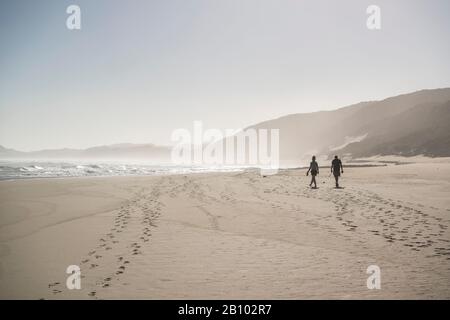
331;155;344;188
306;155;319;189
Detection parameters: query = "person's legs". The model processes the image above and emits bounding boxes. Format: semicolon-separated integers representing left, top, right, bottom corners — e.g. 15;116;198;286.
312;175;317;188
334;174;339;188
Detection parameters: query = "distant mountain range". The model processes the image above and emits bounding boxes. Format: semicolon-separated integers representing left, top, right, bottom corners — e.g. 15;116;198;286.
0;143;172;162
1;88;450;163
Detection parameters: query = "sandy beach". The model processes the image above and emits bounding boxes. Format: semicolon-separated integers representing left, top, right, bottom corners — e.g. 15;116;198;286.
1;160;449;299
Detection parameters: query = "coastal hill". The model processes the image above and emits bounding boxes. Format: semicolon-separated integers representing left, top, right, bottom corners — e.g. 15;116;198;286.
246;88;450;162
2;88;450;163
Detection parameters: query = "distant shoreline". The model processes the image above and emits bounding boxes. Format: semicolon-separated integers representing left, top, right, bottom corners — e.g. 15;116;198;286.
2;155;449;181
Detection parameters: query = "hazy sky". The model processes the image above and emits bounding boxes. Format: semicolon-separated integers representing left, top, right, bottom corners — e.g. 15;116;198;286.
1;0;449;151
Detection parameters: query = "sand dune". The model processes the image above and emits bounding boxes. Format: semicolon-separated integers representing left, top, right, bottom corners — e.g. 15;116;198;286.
0;161;449;299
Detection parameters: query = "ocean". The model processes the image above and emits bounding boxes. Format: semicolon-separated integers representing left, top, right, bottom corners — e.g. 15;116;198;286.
0;160;244;180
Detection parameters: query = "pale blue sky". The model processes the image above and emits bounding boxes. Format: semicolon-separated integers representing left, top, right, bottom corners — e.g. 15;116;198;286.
1;0;449;151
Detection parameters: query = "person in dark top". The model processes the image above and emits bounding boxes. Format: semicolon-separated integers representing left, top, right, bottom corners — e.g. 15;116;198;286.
331;155;344;188
306;155;319;188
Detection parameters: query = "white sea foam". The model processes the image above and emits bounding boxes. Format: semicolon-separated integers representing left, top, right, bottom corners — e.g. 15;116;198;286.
0;160;244;180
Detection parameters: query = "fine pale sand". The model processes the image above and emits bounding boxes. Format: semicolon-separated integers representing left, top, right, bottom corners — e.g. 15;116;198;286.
1;162;450;299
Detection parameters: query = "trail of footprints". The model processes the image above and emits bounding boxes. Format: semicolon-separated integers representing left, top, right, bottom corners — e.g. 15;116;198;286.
319;187;448;259
47;181;164;298
246;173;450;260
46;173;450;297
